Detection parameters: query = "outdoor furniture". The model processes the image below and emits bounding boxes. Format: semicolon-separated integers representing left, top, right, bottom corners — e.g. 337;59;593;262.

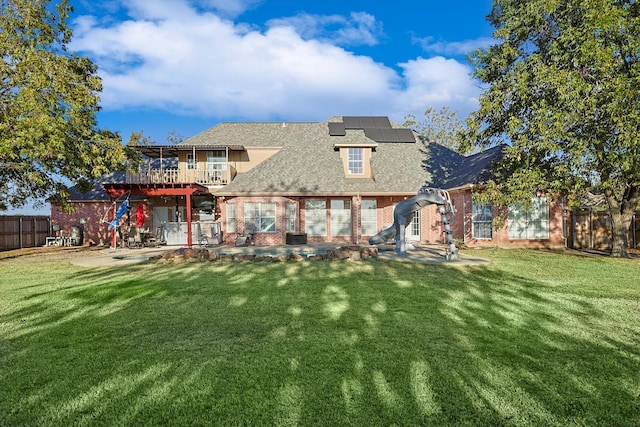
286;232;307;245
47;231;73;247
235;228;255;247
127;226;146;248
145;226;166;247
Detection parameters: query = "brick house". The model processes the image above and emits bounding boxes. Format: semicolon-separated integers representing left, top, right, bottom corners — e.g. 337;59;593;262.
51;116;567;248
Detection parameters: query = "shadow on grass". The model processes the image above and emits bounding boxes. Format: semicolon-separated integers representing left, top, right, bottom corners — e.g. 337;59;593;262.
0;256;639;425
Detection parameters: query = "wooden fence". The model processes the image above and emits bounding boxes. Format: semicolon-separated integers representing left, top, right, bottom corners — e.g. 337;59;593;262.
0;216;51;251
569;210;639;250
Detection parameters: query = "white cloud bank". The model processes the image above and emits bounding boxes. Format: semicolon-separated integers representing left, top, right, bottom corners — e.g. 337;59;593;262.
71;0;484;123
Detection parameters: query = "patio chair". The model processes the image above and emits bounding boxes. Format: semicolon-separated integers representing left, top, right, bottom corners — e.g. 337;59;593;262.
146;226;166;247
128;226;145;248
235;227;255;247
199;234;210;248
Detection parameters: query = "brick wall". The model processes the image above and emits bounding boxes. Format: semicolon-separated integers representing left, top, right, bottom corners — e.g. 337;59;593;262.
52;199;157;247
452;190;567;248
57;191;567;249
220;195;374;245
51;201;112;246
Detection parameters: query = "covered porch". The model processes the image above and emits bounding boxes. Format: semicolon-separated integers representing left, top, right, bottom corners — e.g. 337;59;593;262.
103;182;216;248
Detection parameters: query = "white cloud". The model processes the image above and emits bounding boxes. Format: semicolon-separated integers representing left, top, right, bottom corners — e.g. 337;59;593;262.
414;36;495;56
267;11;383;46
393;57;482;119
71;1;481;123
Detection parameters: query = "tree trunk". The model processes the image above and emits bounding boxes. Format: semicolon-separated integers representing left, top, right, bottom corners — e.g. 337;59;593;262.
610;210;633;258
605;186;639;258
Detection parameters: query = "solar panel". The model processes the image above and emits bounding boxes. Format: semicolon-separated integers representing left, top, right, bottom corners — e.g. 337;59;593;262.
394;128;416;142
380;129;400;142
343;116;391;129
364;128;416;143
337;116;414;143
343;116;362;129
373;116;392;128
328;122;346;136
363;128;383;141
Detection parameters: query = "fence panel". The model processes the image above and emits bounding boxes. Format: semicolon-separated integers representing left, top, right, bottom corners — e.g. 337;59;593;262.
570;210;639;250
0;216;51;250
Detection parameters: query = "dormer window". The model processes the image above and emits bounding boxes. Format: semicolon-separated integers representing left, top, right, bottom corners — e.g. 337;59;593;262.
334;142;376;178
348;148;364;175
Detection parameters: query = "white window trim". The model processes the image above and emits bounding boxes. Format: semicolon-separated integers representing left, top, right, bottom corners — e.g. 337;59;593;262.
187;153;196;170
472;203;493;240
226;203;236;233
508;197;550;240
347;147;364;175
330;199;352;236
361;199;377;236
285;202;297;232
244;202;277;233
305;199;327;236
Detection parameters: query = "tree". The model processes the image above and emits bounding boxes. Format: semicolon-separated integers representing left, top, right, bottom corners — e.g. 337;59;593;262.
403;107;466;153
0;0;129;211
463;0;640;257
126;131;155;147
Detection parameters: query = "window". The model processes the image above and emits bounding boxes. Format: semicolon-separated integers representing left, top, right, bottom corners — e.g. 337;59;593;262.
305;199;327;236
244;202;276;233
508;197;549;239
472;203;493;239
408;210;420;240
285;203;297;232
226;203;236;233
207;150;227;182
347;148;364;175
187;153;196;170
330;199;352;236
361;199;377;235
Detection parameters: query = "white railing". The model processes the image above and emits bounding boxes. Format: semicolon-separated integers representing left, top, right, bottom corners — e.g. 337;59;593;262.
127;168;234;186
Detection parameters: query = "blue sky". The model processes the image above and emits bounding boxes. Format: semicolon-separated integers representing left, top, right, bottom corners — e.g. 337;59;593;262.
70;0;495;143
10;0;495;214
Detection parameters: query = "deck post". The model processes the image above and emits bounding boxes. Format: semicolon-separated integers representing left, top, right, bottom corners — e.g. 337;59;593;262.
110;196;116;249
186;194;193;247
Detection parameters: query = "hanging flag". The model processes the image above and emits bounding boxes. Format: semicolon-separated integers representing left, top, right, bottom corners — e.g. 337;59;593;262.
135;203;145;227
109;199;130;230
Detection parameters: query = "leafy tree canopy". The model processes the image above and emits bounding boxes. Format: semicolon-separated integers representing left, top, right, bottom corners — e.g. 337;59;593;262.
0;0;129;211
404;106;466;153
463;0;640;257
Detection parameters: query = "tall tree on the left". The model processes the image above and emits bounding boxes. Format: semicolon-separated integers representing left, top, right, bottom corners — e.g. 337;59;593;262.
0;0;128;211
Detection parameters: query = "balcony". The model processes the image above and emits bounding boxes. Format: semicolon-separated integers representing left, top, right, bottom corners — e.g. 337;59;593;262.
127;166;236;187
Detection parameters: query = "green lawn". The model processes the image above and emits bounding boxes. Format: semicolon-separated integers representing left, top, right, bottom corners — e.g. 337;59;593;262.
1;249;639;426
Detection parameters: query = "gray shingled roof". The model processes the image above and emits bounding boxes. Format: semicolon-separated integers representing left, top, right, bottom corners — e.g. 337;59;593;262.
65;171;127;202
208;119;434;196
65;117;505;201
436;144;506;189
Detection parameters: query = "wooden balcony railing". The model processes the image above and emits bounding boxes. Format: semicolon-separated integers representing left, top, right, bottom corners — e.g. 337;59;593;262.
127;167;236;186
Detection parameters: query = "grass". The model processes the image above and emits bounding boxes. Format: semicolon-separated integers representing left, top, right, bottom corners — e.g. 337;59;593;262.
0;248;639;426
